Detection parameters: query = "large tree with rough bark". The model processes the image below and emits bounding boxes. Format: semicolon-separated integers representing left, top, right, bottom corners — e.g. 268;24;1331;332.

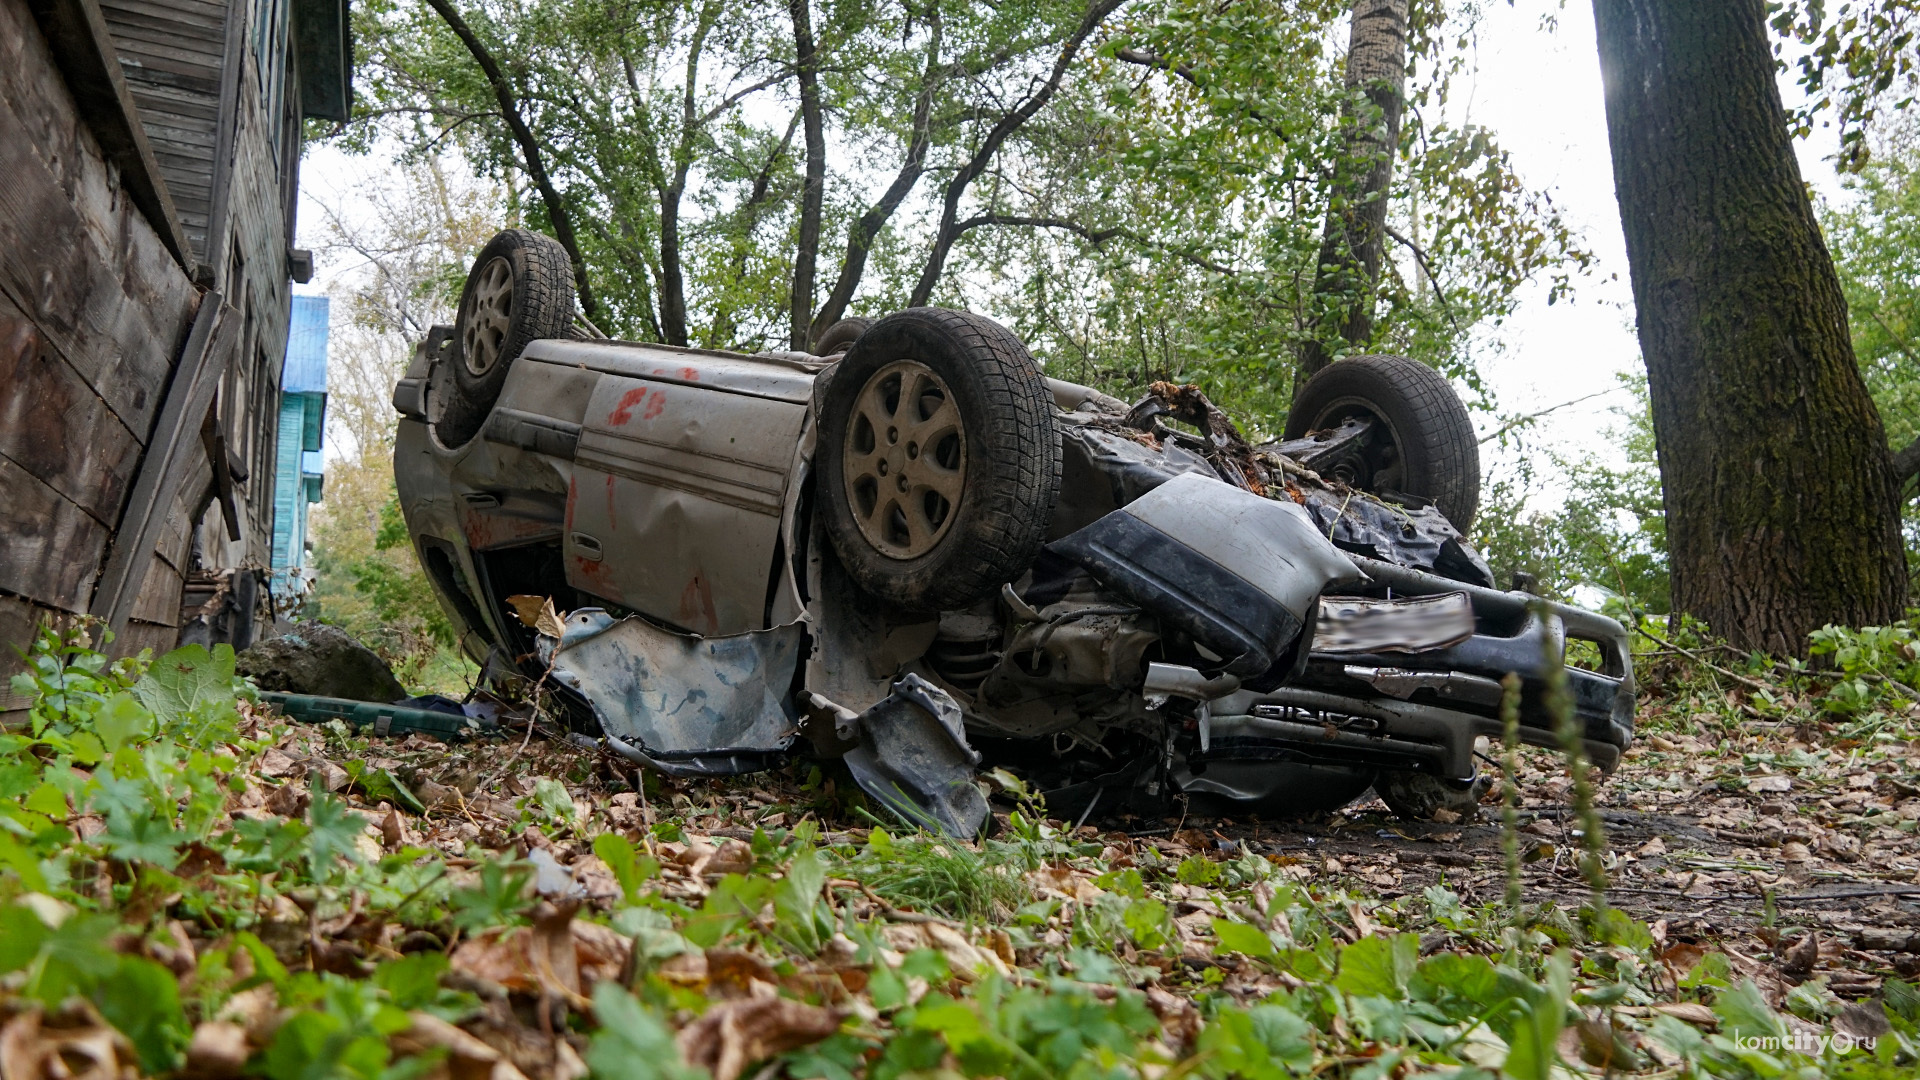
1591;0;1908;654
1295;0;1408;388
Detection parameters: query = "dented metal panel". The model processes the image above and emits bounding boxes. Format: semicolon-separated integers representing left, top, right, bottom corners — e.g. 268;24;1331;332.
566;374;806;635
521;339;820;405
543;609;803;769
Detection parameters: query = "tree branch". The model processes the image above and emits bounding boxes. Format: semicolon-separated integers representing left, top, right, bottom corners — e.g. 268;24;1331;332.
908;0;1126;307
421;0;598;319
809;12;943;344
788;0;826;350
1380;222;1461;333
1113;46;1291;143
953;213;1239;276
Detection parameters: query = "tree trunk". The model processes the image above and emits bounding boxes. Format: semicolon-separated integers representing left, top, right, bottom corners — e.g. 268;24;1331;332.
788;0;826;350
1294;0;1407;389
809;12;941;346
1592;0;1907;655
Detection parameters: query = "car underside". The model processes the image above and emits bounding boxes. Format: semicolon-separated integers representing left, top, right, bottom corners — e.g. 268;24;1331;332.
392;230;1634;837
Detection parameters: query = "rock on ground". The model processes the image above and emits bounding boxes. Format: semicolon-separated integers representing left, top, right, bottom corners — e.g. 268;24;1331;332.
236;623;407;702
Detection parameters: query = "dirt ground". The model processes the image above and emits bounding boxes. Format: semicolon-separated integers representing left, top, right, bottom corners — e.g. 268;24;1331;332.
351;688;1920;1006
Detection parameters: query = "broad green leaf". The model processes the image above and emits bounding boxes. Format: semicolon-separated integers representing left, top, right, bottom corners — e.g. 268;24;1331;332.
95;691;151;751
585;984;705;1080
593;832;657;905
0;904;52;973
1196;1003;1315;1078
1502;950;1571;1080
1122;898;1171;950
1211;917;1277;960
23;782;67;818
133;644;238;742
373;952;448;1010
305;787;368;878
94;955;190;1074
1334;933;1419;1000
1715;979;1786;1041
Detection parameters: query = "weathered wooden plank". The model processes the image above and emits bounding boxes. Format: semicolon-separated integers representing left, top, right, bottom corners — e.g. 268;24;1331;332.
0;291;142;525
23;0;194;270
129;116;217;151
122;82;218;114
0;592;68;714
0;21;201;436
128;546;182;627
112;37;225;71
89;295;235;638
101;0;226;29
100;0;224;35
0;454;111;612
105;24;225;60
112;618;180;663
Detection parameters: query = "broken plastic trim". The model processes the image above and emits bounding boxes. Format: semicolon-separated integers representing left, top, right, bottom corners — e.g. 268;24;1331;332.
540;608;804;776
839;673;990;839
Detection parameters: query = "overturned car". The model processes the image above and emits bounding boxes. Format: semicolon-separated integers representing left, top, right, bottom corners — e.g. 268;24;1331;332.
392;229;1634;836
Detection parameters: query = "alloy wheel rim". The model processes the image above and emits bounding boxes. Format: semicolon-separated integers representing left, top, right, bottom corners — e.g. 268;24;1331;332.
843;359;966;559
462;257;515;377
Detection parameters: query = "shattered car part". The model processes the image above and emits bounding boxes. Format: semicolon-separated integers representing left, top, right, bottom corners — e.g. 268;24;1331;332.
541;609;805;776
394;259;1635;836
1049;473;1362;676
839;674;990;838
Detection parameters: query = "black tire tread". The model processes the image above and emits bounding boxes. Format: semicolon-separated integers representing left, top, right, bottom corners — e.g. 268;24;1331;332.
1285;354;1480;530
439;229;575;446
818;308;1061;611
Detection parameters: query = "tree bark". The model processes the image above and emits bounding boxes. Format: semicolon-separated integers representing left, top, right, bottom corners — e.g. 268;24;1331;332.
423;0;599;320
787;0;827;350
1592;0;1907;655
1294;0;1407;389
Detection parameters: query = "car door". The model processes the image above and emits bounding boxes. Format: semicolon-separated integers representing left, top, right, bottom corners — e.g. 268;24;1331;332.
565;370;807;636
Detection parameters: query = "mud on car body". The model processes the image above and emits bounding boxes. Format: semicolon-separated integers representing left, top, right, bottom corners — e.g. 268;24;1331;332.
392;230;1634;837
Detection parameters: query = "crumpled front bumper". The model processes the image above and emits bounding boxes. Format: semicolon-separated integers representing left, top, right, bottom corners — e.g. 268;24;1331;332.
1191;554;1635;784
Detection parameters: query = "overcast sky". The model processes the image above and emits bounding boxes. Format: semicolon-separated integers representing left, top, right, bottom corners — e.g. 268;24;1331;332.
295;4;1851;488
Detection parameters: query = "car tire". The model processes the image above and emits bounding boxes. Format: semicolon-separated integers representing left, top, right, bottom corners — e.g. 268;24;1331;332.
439;229;576;447
817;308;1061;612
1284;355;1480;531
814;316;872;356
1375;769;1491;822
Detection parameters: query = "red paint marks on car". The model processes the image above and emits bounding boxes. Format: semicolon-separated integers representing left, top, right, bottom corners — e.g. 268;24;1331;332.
607;386;668;425
607;387;649;425
678;572;719;636
679;366;699;382
605;472;617;529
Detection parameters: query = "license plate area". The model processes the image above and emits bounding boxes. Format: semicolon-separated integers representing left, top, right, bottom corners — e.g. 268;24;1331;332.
1314;591;1475;654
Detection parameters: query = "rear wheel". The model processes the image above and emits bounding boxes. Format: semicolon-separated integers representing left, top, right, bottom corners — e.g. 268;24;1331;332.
814;316;871;355
817;308;1060;611
437;229;575;446
1285;355;1480;531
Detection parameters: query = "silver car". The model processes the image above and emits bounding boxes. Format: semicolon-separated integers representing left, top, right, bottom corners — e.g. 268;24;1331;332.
392;230;1634;836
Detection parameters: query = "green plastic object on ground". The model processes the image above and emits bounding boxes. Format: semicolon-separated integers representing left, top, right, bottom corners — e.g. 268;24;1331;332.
259;692;482;741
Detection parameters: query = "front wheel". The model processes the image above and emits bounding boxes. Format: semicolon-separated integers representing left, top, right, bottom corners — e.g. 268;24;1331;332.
816;308;1061;611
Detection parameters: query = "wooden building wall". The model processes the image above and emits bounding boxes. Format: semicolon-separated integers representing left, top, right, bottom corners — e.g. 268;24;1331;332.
0;0;205;715
0;0;331;722
99;0;229;260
